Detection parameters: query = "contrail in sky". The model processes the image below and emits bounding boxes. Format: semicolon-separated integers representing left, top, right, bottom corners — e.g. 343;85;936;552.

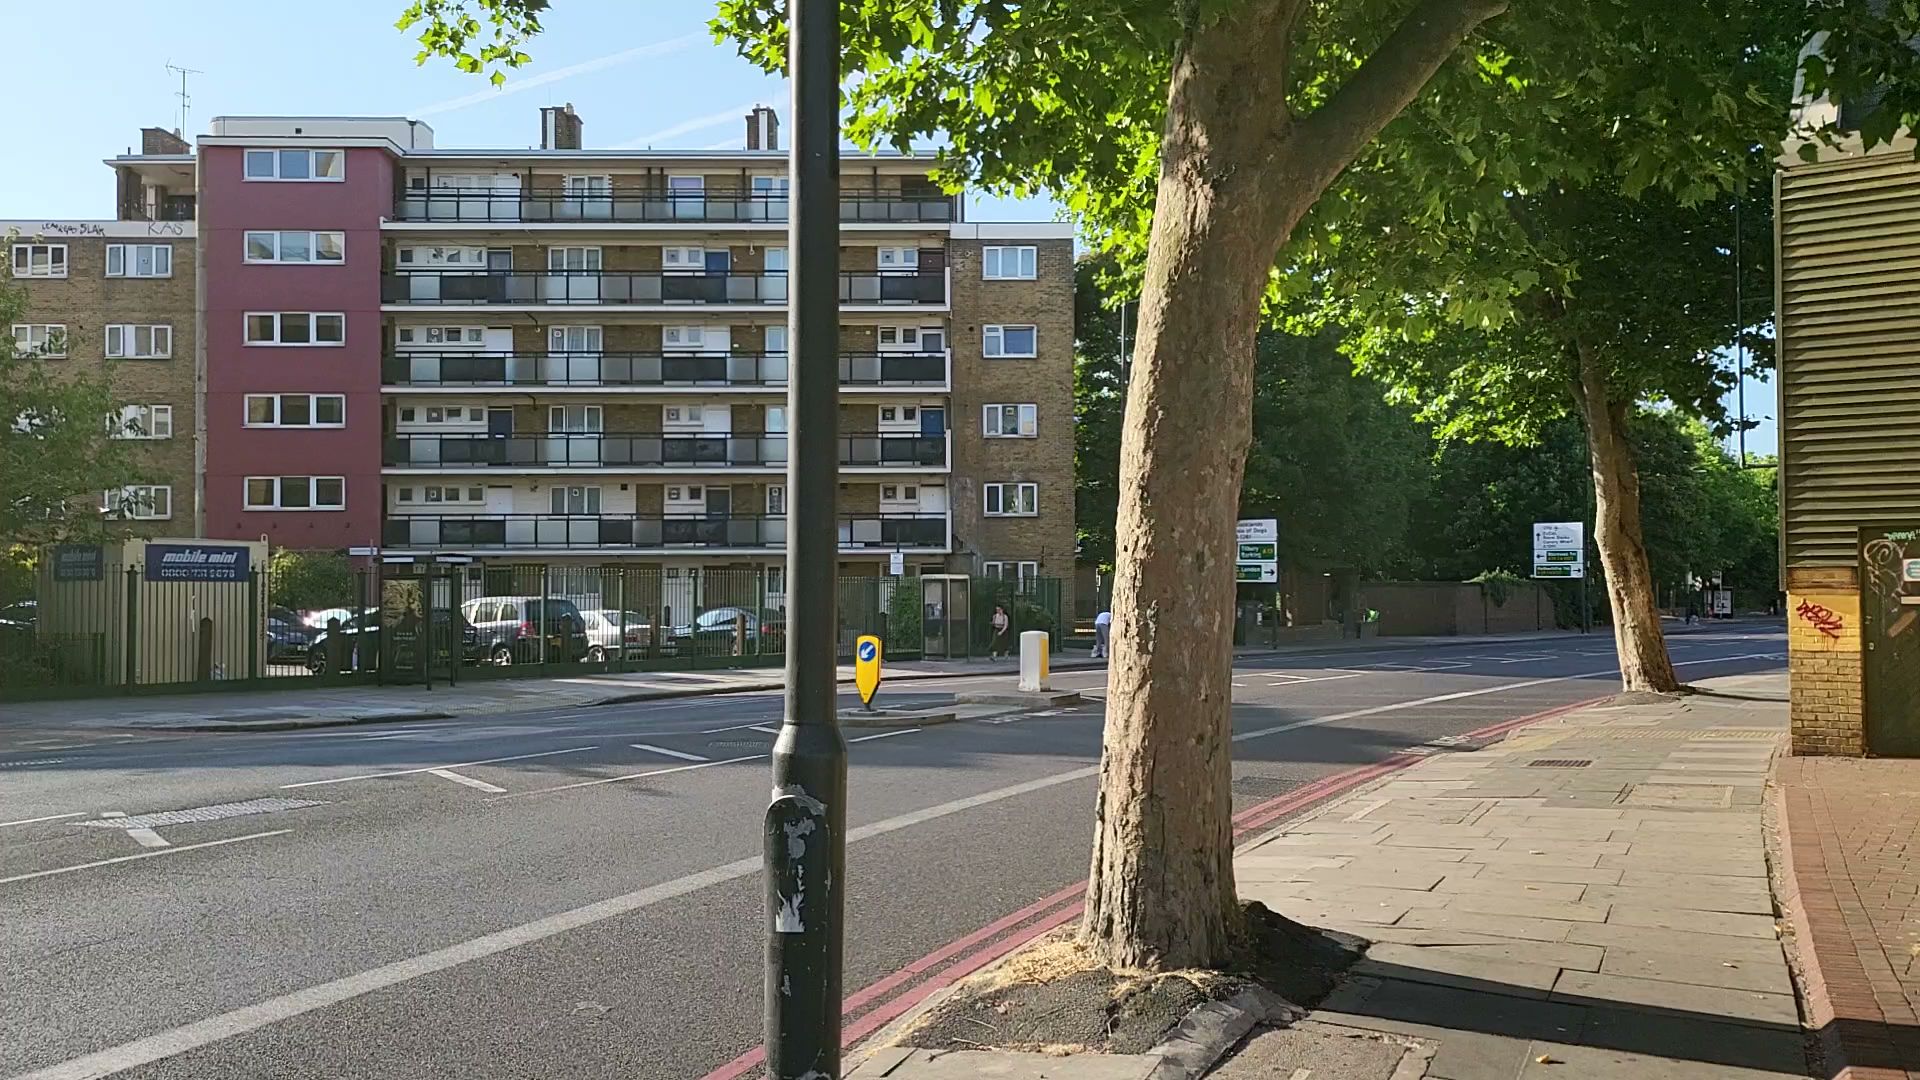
616;101;764;149
411;32;704;118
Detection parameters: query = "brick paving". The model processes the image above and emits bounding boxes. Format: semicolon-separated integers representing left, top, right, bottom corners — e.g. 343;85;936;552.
1776;756;1920;1080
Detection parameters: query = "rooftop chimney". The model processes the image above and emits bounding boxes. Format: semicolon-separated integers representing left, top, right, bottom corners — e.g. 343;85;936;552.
745;105;779;151
540;103;583;150
140;127;191;155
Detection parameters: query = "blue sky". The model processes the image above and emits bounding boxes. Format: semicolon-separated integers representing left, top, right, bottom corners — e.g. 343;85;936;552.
1;0;1773;456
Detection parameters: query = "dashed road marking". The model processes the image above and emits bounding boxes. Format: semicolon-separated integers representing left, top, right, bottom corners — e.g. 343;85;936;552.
499;753;766;798
629;742;709;763
0;830;291;886
849;729;919;743
427;769;508;794
79;798;324;831
0;812;83;829
279;746;597;789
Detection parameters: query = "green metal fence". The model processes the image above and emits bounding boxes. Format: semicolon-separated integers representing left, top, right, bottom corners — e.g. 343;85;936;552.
0;562;1052;700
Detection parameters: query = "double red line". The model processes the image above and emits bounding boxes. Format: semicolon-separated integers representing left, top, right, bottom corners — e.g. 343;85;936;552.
698;696;1604;1079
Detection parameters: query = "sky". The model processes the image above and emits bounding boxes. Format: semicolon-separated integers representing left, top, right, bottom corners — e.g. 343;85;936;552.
1;0;1774;458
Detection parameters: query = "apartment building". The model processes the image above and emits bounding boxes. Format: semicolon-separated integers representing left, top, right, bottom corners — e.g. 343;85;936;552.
4;128;200;530
191;106;1075;601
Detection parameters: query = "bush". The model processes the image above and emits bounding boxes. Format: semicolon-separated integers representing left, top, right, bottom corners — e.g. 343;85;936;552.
1471;568;1527;608
269;549;355;612
886;578;923;653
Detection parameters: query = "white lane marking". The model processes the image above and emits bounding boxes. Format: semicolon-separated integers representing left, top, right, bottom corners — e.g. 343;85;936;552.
1231;652;1782;744
0;813;84;829
278;746;596;789
699;721;774;734
750;725;780;735
124;828;170;849
849;729;920;743
427;769;508;794
498;754;766;798
0;830;290;887
8;767;1105;1080
629;743;709;763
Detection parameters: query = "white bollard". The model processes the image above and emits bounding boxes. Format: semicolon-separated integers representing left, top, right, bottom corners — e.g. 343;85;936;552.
1018;630;1051;692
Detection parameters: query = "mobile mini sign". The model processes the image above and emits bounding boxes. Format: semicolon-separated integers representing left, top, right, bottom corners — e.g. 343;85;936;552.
144;544;251;583
1531;522;1585;580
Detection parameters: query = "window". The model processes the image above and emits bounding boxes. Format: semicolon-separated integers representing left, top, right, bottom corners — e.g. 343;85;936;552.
982;560;1040;587
111;405;173;440
982;245;1037;280
11;244;67;278
983;482;1039;516
11;324;66;357
550;325;602;352
663;325;705;349
550;486;601;514
105;324;172;359
983;404;1038;438
877;247;920;269
104;485;172;520
244;148;345;181
105;244;172;278
245;312;345;346
662;246;705;270
245;394;346;428
244;475;346;511
982;324;1037;358
244;231;346;264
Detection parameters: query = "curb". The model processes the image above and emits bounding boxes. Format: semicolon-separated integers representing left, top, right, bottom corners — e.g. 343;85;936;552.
1769;759;1863;1080
840;710;960;729
159;709;455;733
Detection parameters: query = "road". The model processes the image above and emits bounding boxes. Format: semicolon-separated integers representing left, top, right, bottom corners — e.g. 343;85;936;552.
0;629;1785;1079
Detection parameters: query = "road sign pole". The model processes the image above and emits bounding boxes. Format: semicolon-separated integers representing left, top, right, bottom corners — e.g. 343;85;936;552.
765;0;847;1076
1581;571;1590;635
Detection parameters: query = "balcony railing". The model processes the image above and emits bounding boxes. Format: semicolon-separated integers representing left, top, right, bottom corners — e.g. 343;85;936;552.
380;270;947;307
384;431;949;469
383;350;949;389
392;188;956;225
382;513;949;551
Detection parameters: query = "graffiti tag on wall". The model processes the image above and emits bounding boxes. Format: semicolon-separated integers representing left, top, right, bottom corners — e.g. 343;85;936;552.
1797;599;1845;640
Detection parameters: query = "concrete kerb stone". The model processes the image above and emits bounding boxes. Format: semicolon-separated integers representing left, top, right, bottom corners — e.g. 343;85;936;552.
160;709;455;733
840;709;962;728
1767;761;1851;1078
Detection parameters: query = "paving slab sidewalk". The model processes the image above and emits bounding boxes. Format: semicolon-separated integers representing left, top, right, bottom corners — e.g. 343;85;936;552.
852;670;1808;1079
1774;756;1920;1080
0;627;1631;735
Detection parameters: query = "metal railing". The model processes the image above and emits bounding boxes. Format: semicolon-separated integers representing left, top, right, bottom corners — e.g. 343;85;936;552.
380;513;949;551
379;269;947;307
383;431;949;469
382;350;948;389
392;188;956;224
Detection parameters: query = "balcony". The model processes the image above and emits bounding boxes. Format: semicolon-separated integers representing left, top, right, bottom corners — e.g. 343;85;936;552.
381;513;949;551
379;270;947;308
382;350;949;390
391;187;956;225
383;431;949;470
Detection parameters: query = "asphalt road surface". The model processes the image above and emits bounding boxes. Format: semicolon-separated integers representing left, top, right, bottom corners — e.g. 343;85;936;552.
0;629;1786;1080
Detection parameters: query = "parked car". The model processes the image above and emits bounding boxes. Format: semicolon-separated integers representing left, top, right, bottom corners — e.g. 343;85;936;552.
459;596;591;665
670;607;786;653
0;600;38;631
266;617;315;662
305;610;380;673
580;609;655;662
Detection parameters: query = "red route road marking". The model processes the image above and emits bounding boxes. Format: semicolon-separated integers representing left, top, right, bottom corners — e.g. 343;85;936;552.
697;695;1596;1079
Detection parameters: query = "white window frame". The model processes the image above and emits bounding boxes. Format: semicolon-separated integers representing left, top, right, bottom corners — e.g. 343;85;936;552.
11;243;67;279
245;312;346;346
662;245;706;271
982;324;1037;359
877;246;920;269
983;482;1039;517
662;325;706;350
982;560;1040;587
103;485;172;520
983;403;1039;438
105;244;173;278
982;245;1038;280
244;393;347;428
243;475;347;511
243;148;345;182
111;404;174;440
244;230;346;264
550;485;603;515
105;324;173;359
10;324;67;357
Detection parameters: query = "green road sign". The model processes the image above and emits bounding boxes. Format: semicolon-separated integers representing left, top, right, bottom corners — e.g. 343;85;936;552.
1238;542;1277;561
1534;566;1574;578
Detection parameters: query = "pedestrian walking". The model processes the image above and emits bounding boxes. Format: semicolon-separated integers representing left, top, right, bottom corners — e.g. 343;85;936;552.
989;604;1011;659
1092;608;1112;659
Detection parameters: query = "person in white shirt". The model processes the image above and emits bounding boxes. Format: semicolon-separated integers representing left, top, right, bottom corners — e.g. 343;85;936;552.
1093;608;1112;659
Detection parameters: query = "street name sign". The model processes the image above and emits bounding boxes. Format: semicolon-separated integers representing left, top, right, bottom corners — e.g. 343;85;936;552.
1531;522;1585;580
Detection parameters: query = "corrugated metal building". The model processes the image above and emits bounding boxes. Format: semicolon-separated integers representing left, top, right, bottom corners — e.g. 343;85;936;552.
1777;122;1920;756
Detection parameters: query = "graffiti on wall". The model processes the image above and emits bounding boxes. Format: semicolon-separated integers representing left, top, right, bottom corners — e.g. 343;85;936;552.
1797;598;1845;640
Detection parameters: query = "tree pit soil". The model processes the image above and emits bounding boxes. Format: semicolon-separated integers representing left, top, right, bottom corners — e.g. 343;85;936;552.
898;902;1367;1057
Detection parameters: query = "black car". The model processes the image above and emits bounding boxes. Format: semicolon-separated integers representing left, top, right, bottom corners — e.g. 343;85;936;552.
670;607;786;653
305;611;380;673
266;617;315;662
306;608;476;674
458;596;591;665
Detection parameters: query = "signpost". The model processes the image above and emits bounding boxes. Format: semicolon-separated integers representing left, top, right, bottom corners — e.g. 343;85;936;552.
854;635;882;709
888;550;904;577
1531;522;1589;633
1236;519;1278;584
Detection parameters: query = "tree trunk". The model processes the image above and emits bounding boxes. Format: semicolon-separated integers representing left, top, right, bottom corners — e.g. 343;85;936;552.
1081;0;1509;971
1573;343;1681;693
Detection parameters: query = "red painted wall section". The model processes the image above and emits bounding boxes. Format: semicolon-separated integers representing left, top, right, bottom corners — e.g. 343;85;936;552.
201;145;392;549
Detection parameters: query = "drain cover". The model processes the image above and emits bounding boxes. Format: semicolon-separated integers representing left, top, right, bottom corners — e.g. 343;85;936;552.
1528;759;1593;768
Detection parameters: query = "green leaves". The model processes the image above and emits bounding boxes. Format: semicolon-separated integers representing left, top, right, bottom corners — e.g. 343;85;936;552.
397;0;545;82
